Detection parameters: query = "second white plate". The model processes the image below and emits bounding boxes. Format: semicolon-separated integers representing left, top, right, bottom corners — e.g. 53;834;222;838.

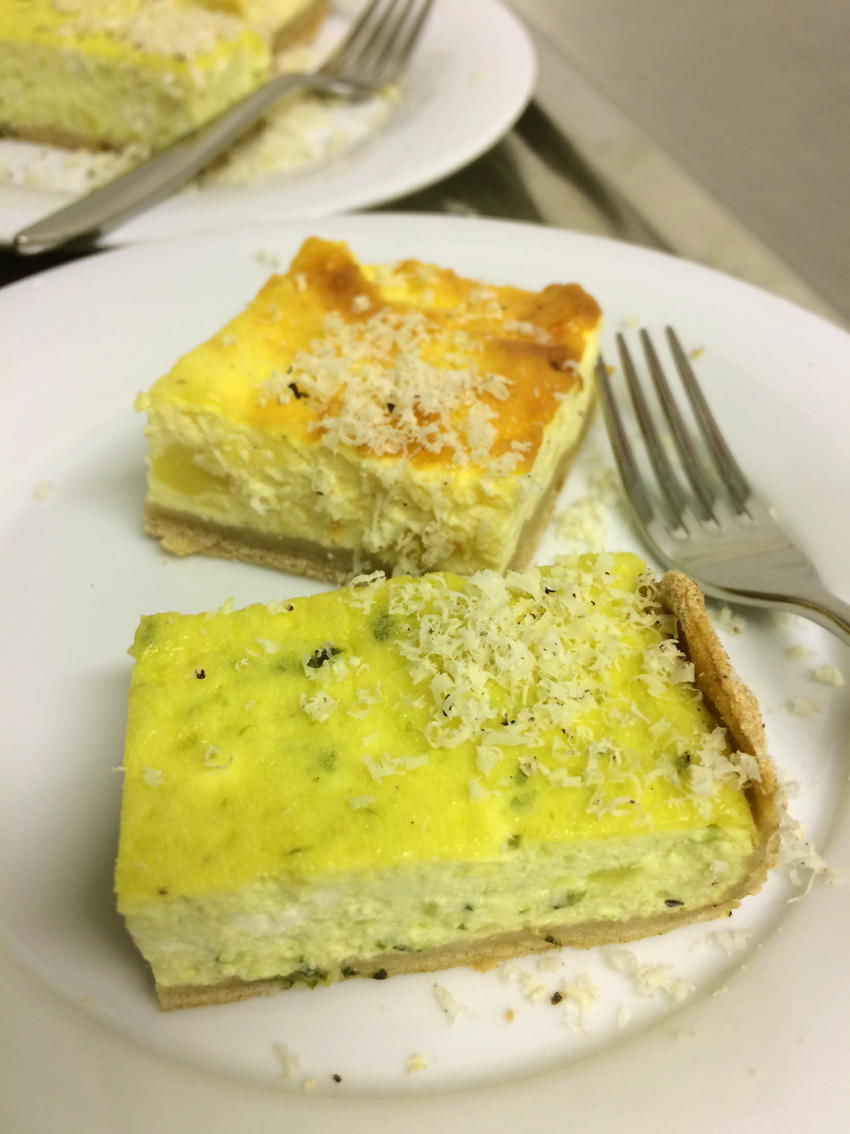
0;0;536;247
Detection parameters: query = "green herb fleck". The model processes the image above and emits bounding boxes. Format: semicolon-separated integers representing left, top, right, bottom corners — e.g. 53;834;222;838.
307;644;342;669
372;613;392;641
552;889;585;910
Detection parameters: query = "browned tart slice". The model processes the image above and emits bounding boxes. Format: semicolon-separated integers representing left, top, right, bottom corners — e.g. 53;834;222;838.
135;236;602;583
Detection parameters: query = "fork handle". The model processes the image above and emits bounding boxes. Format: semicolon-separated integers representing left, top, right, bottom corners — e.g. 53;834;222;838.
764;587;850;651
13;71;342;256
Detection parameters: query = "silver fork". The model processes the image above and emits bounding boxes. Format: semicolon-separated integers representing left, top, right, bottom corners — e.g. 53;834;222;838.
14;0;434;256
597;327;850;648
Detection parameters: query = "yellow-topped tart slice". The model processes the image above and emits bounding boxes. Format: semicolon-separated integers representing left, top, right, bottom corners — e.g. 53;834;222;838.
0;0;327;151
136;236;602;582
115;553;780;1009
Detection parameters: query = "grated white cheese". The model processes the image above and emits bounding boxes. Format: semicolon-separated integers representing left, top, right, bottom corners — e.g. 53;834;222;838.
500;962;549;1003
301;691;337;722
537;955;562;973
357;685;383;705
812;664;844;687
202;84;394;189
632;965;694;1002
273;1041;300;1079
779;810;843;898
786;644;810;659
363;753;428;781
468;777;491;800
284;303;528;468
605;947;693;1003
587;464;623;504
706;929;752;954
787;697;824;716
604;946;639;976
355;558;750;818
202;745;233;773
432;983;472;1022
561;970;598;1036
258;369;293;407
266;600;294;615
143;766;163;787
715;606;746;635
347;795;374;811
556;496;607;550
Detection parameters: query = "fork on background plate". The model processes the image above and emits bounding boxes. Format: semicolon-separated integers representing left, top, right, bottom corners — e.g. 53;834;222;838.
14;0;434;256
596;326;850;649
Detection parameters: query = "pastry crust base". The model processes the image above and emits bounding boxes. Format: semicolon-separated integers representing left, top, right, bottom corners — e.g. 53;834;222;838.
152;569;781;1010
157;887;766;1011
143;402;596;584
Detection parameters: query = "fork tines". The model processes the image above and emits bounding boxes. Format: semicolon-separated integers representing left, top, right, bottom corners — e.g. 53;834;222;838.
333;0;435;86
597;327;755;533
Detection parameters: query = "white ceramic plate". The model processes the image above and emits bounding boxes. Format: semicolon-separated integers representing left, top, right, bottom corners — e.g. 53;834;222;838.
0;0;535;247
2;215;849;1134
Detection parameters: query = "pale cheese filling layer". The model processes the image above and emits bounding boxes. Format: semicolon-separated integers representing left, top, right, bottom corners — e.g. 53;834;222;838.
123;826;755;988
140;337;597;574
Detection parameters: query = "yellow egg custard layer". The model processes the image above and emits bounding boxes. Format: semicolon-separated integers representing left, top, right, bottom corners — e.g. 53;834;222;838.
115;553;779;1009
136;237;602;583
0;0;327;151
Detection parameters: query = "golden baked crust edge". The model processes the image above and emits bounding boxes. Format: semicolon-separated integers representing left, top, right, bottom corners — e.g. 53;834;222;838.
657;569;782;874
